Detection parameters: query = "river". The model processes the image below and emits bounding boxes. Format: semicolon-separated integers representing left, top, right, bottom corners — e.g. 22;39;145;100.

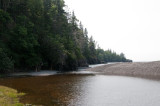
0;64;160;106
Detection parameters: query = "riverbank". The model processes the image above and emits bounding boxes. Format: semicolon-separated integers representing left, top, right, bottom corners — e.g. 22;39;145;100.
1;63;160;105
88;61;160;79
0;86;24;105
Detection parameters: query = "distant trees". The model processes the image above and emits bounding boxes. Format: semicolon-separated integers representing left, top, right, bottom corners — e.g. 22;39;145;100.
0;0;132;73
96;48;132;63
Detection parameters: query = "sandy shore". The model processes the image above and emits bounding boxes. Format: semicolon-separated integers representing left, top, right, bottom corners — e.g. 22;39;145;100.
88;61;160;79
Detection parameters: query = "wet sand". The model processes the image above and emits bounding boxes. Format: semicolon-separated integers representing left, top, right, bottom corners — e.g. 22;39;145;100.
88;61;160;79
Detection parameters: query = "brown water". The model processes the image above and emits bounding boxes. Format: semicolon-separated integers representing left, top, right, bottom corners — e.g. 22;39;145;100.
0;73;160;106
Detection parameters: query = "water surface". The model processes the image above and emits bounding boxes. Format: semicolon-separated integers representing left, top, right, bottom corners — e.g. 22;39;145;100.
0;73;160;106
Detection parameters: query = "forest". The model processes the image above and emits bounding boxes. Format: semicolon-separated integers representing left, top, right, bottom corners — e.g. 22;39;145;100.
0;0;132;73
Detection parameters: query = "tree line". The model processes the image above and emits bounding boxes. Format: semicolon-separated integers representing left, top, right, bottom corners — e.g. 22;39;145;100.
0;0;132;73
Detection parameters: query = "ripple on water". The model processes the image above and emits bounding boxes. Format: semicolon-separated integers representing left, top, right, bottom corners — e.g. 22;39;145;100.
0;74;160;106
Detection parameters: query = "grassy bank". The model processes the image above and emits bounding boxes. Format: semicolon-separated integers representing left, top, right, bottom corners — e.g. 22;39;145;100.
0;86;24;106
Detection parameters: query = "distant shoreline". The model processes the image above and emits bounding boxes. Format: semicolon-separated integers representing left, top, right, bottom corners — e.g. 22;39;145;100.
88;61;160;79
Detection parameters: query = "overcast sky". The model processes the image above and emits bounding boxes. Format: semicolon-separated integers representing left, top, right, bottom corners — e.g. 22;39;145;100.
64;0;160;62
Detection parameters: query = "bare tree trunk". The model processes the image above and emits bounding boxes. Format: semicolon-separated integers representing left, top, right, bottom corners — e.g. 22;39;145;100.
0;0;2;9
35;66;38;72
1;0;11;11
50;64;52;70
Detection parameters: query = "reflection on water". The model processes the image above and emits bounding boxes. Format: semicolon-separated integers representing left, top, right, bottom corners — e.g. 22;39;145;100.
0;74;160;106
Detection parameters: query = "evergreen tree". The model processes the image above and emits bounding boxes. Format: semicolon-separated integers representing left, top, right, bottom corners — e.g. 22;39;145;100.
0;0;132;73
0;48;13;73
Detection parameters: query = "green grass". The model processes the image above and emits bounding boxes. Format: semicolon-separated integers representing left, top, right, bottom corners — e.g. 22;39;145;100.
0;86;25;106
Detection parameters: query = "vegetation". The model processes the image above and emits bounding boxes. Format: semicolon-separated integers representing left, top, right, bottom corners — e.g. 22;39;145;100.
96;47;132;63
0;86;24;106
0;0;132;73
0;48;14;73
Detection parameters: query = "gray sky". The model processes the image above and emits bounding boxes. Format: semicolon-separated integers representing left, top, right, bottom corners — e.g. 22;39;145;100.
64;0;160;62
